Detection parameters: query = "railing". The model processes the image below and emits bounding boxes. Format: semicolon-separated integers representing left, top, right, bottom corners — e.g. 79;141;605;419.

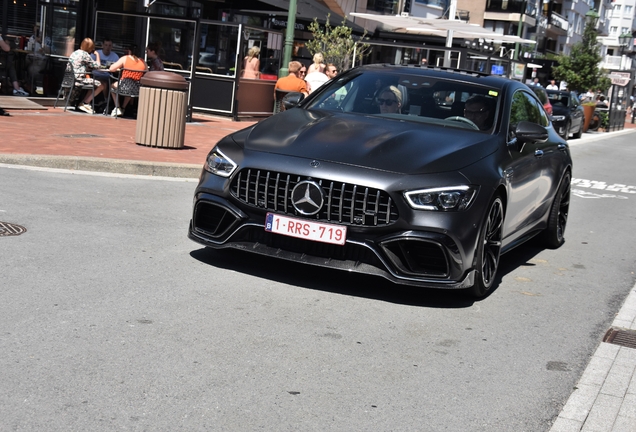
602;55;633;70
549;12;569;31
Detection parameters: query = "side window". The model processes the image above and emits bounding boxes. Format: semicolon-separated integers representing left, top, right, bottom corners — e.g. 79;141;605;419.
534;99;549;127
510;91;544;128
510;91;532;127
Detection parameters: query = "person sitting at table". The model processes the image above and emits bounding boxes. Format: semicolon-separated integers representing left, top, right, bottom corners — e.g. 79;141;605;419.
146;42;163;72
0;34;29;96
68;38;105;114
90;37;119;106
274;60;308;97
107;45;147;117
91;37;119;80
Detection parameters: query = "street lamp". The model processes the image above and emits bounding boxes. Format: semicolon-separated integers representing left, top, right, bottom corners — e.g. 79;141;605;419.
618;33;632;51
618;32;633;71
585;9;600;28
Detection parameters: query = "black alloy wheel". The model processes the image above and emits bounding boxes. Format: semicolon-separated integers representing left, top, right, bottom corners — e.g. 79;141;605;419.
469;196;504;298
541;172;571;249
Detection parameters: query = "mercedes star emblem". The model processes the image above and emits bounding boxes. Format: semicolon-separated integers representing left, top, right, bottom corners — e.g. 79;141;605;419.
291;181;324;216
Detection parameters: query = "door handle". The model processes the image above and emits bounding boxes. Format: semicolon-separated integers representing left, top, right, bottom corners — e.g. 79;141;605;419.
557;143;567;151
535;149;544;158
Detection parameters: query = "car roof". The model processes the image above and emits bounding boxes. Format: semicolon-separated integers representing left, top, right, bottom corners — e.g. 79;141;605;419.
354;64;523;91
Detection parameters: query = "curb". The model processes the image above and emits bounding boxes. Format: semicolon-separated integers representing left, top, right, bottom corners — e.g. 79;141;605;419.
0;154;202;179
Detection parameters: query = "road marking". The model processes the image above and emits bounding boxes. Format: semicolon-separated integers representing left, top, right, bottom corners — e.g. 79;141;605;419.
572;189;629;200
572;178;636;194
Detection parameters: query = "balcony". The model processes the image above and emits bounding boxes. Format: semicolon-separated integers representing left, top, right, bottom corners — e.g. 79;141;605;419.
484;0;526;14
549;12;569;32
602;55;633;70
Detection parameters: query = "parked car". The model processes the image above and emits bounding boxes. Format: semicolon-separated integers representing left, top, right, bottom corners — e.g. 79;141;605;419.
188;65;572;298
529;84;553;116
546;90;584;139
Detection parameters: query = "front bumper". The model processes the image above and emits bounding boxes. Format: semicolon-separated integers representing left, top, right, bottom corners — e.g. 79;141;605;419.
188;192;478;290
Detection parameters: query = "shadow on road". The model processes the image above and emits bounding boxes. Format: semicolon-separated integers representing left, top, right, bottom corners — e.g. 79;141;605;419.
190;238;545;308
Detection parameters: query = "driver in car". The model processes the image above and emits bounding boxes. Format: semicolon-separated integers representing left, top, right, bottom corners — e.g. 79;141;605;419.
377;86;402;114
464;95;494;130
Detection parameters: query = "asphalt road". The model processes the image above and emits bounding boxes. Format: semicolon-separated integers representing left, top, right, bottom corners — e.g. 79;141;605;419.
1;132;635;431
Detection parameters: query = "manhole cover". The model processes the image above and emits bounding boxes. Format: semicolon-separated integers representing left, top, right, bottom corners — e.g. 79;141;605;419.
603;327;636;349
0;221;27;237
59;134;103;138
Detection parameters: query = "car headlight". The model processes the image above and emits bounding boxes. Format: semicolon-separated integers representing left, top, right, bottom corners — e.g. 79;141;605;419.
404;186;478;211
552;115;566;121
204;147;237;177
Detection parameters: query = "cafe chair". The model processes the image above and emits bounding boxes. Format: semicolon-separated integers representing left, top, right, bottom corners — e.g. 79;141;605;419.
274;89;292;114
195;66;213;74
106;68;147;119
163;61;183;70
54;60;98;113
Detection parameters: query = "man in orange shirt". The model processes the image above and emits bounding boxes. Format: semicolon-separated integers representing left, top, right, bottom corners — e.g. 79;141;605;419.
274;61;308;97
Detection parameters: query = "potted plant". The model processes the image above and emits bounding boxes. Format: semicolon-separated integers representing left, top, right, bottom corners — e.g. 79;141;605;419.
582;102;596;132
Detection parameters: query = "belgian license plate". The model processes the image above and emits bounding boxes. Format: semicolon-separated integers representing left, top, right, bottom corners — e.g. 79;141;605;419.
265;213;347;246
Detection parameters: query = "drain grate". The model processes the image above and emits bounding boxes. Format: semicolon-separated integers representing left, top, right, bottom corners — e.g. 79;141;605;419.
603;327;636;349
0;221;27;237
59;134;103;138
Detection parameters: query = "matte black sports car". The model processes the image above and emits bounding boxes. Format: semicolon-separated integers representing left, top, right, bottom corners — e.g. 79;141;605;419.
547;90;584;139
188;65;572;298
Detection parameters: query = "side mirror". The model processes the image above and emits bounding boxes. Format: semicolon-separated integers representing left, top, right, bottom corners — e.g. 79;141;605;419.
282;92;305;110
513;120;548;144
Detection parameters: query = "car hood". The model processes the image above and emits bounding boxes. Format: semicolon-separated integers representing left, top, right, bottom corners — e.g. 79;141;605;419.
236;109;499;175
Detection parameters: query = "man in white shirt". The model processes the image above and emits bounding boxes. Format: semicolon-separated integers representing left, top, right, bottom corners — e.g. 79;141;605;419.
546;79;559;90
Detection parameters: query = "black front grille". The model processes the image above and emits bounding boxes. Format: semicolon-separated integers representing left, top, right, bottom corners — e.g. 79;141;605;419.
230;169;399;227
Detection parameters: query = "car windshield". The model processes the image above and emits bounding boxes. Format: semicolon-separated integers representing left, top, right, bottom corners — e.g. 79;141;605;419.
305;70;501;133
548;92;569;108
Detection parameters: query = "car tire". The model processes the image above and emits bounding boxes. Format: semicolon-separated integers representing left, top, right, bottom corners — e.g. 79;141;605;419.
572;121;583;139
560;121;570;139
468;196;504;299
540;172;571;249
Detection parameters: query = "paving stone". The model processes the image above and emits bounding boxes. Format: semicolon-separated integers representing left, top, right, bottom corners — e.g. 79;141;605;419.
601;363;635;398
550;416;584;432
580;356;615;386
581;394;622;432
559;383;601;422
611;415;636;432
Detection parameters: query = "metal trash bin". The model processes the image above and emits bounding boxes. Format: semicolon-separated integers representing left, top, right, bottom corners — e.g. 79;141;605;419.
135;71;189;148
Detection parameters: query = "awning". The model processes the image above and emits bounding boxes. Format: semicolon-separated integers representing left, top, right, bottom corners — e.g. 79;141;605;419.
246;0;366;33
350;12;536;45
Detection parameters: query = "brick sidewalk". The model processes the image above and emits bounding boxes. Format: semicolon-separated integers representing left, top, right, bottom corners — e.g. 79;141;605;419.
0;106;258;166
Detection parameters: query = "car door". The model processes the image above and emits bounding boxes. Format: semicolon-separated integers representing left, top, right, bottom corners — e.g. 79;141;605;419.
570;92;584;132
502;90;554;240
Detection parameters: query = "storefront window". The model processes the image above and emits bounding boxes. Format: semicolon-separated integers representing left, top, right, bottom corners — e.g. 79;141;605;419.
148;18;196;72
241;27;282;80
50;5;77;57
198;23;239;76
95;13;147;57
94;12;197;73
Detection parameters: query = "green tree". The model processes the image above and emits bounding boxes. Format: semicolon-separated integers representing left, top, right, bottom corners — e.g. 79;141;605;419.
306;15;370;72
552;12;611;93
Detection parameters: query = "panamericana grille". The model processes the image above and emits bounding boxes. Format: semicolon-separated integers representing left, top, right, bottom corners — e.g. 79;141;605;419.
230;169;399;227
